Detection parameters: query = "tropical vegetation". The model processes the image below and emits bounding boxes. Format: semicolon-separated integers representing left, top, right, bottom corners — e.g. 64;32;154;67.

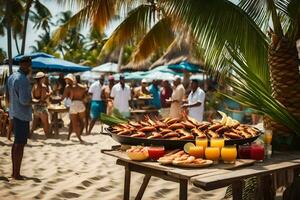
53;0;300;146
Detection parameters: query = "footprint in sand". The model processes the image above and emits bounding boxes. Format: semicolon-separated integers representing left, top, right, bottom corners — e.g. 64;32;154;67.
60;191;81;198
75;186;85;190
97;187;110;192
91;175;104;181
81;180;92;187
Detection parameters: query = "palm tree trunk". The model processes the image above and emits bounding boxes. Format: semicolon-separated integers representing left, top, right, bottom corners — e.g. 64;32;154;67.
266;34;300;138
21;0;33;55
14;34;21;55
6;0;13;75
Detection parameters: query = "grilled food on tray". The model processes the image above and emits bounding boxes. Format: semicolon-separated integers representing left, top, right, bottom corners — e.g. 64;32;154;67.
110;112;260;141
158;150;212;167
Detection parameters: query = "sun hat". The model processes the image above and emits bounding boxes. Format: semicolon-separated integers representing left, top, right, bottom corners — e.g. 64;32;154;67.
64;73;75;82
141;78;147;83
34;72;45;79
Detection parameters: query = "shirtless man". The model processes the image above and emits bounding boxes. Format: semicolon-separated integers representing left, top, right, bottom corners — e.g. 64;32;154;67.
31;72;51;138
68;77;87;143
101;75;115;115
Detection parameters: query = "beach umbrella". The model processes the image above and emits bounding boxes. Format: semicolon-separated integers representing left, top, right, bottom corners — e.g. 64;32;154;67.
168;61;203;73
150;65;177;74
14;52;91;73
80;71;101;81
190;73;205;81
92;62;118;73
143;71;176;81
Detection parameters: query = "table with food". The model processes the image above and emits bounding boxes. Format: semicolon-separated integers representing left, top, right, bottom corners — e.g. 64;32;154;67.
130;94;159;120
99;111;300;200
48;104;69;136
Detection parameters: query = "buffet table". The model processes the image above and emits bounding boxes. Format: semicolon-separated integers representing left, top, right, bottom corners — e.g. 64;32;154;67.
102;146;300;200
48;105;69;136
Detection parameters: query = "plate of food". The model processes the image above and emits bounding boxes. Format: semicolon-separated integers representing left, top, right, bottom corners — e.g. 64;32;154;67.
102;112;262;149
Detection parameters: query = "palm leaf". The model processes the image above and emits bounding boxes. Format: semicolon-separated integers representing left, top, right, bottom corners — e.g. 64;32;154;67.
53;0;118;43
162;0;269;85
100;4;154;57
132;17;175;63
222;47;300;134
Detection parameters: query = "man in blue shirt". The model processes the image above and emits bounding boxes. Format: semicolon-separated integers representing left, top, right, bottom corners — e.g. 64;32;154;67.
149;80;161;109
6;56;32;180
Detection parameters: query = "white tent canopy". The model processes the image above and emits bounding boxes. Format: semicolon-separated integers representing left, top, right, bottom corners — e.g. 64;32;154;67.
91;62;118;73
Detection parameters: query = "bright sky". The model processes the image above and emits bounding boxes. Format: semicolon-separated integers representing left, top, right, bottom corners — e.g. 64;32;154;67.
0;0;120;57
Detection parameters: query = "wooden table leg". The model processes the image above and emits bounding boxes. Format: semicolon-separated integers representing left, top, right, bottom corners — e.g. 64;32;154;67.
135;175;151;200
232;180;243;200
179;179;188;200
260;174;275;200
124;164;131;200
52;112;59;136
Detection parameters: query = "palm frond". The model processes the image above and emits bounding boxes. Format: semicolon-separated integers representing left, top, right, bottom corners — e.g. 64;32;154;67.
163;0;269;85
100;4;154;57
132;17;175;63
53;0;119;44
239;0;270;32
223;47;300;134
52;6;91;45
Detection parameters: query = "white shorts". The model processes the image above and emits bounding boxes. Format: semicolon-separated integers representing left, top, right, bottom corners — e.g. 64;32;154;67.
69;100;85;114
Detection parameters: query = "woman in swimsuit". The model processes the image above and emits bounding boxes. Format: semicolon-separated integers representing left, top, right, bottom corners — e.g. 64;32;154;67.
31;72;51;138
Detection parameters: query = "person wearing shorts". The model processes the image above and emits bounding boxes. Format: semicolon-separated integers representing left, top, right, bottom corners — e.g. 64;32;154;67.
87;75;105;134
6;56;32;180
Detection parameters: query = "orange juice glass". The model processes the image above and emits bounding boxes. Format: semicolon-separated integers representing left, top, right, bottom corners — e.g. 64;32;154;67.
205;147;220;163
210;138;225;151
189;146;204;158
196;137;208;149
221;146;237;164
264;130;273;145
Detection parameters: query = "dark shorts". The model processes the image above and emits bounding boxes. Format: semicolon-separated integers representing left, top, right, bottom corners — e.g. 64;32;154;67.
13;117;29;144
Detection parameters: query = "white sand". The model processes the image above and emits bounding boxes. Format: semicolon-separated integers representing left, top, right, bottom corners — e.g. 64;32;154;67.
0;123;227;200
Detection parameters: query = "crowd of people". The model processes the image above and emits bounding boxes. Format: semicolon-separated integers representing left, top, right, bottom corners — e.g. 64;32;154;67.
1;56;206;179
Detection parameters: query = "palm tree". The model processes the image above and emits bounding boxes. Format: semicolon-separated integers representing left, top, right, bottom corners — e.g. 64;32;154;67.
54;0;300;146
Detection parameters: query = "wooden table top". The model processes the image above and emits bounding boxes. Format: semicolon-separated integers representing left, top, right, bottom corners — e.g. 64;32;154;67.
130;109;159;114
102;147;300;189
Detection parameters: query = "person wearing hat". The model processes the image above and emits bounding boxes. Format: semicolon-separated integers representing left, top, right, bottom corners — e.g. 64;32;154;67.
182;79;206;122
6;56;32;179
101;75;115;115
110;74;131;118
87;74;105;135
68;74;87;143
134;78;150;98
31;71;51;138
168;76;186;119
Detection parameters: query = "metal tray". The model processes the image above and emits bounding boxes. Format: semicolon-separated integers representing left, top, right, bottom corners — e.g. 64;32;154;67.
103;127;262;149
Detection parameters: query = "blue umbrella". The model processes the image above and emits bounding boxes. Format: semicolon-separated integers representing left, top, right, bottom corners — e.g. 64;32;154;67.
14;52;91;72
168;61;203;73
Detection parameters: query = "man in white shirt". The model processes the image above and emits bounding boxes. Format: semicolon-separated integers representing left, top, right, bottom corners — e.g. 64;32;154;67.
169;76;185;119
87;74;105;134
182;79;205;122
110;74;131;118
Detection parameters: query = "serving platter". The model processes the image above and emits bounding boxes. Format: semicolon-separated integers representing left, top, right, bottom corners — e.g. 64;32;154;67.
103;127;262;149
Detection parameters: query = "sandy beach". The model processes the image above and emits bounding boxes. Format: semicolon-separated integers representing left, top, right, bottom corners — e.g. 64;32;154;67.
0;121;227;200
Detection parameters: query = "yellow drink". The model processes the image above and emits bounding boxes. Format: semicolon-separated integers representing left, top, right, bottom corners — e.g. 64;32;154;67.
264;130;273;145
189;146;204;158
221;146;237;164
210;138;225;150
196;137;208;149
205;147;220;162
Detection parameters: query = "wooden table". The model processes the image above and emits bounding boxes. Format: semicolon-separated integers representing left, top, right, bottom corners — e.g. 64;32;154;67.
48;106;68;136
102;147;300;200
